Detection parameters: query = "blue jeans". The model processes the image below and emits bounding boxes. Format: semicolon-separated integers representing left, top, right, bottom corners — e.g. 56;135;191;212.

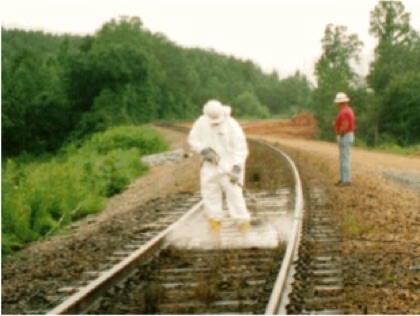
338;133;354;183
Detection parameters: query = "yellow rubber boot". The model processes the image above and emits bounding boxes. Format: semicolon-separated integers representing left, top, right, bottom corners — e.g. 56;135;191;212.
209;219;221;232
238;222;250;234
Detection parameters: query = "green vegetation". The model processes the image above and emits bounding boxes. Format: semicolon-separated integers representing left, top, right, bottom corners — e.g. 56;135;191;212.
341;214;363;237
365;143;420;156
2;18;310;254
2;126;168;255
2;17;312;157
311;1;419;147
2;1;419;254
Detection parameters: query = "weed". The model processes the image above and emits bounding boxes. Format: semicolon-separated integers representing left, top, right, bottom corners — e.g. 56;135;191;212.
195;279;219;307
341;214;362;237
143;283;166;313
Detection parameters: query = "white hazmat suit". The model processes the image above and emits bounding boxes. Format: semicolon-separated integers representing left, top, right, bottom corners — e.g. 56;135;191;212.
188;100;250;232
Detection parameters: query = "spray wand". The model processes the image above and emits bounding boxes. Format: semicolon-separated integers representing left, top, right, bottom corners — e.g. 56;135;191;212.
215;163;266;222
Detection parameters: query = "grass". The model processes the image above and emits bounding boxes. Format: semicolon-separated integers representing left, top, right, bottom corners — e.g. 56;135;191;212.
355;140;420;156
2;125;168;256
375;144;420;156
341;214;362;237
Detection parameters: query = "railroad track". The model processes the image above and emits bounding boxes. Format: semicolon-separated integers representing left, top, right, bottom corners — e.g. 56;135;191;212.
37;139;303;314
19;133;349;315
285;187;345;314
19;193;203;315
5;125;417;316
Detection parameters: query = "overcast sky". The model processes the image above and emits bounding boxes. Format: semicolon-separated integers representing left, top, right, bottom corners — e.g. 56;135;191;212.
2;0;420;81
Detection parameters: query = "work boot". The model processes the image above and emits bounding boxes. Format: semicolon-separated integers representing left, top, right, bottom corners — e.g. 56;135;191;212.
238;222;250;234
209;219;221;233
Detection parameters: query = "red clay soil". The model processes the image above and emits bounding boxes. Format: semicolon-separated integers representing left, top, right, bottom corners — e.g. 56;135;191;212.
241;112;318;139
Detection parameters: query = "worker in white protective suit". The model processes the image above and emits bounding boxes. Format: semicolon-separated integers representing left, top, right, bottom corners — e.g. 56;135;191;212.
188;99;251;234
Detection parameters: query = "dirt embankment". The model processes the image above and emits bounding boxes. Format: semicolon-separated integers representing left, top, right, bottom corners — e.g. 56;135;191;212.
241;113;318;139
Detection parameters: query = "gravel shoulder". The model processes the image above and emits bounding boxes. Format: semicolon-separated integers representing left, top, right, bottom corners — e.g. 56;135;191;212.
256;136;419;314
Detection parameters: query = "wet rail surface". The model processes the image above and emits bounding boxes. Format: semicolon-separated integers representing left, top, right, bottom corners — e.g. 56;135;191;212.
85;139;296;314
19;134;351;315
41;139;304;314
2;127;418;314
10;137;349;315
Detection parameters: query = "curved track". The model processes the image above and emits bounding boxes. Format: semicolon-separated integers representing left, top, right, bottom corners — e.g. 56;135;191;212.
43;139;305;314
6;127;416;315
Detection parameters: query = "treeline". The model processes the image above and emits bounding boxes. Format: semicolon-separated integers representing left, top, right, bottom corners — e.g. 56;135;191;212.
2;17;311;158
312;1;420;146
3;2;419;158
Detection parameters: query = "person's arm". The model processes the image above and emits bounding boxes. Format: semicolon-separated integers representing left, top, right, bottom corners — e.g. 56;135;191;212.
188;118;205;153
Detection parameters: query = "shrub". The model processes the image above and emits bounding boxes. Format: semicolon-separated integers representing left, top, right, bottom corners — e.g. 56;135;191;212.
2;125;168;255
82;125;168;155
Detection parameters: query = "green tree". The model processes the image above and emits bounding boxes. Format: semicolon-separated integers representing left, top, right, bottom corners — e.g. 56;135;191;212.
2;48;71;155
368;1;415;92
3;15;316;157
311;24;363;139
379;65;420;145
233;91;269;118
152;34;198;119
260;71;312;115
368;1;419;145
62;17;161;137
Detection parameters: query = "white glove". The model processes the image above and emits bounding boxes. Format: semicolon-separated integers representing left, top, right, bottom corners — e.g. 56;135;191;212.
229;165;241;184
201;147;219;165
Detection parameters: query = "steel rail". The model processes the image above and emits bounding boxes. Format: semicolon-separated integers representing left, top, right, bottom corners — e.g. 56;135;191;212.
155;128;304;314
262;141;304;315
46;131;303;315
47;200;204;315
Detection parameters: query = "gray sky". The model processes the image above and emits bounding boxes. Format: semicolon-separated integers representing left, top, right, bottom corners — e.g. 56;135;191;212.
2;0;420;81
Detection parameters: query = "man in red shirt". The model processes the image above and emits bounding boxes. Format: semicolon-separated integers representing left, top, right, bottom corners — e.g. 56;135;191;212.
333;92;355;186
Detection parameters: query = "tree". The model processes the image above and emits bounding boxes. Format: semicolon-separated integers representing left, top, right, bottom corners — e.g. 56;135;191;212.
233;91;269;118
380;71;420;145
368;1;419;145
315;24;363;90
312;24;363;139
368;1;415;92
2;48;69;155
4;15;314;157
251;69;313;117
